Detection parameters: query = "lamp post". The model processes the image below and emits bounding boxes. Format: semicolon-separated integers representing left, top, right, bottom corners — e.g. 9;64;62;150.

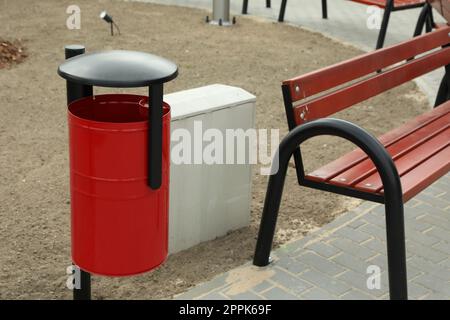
206;0;235;26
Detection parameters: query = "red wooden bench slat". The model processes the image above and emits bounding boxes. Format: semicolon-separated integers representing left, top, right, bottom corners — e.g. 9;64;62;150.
292;46;450;124
305;103;450;201
308;102;450;183
329;115;450;187
388;146;450;202
307;102;450;182
352;0;426;8
284;26;450;102
354;128;450;192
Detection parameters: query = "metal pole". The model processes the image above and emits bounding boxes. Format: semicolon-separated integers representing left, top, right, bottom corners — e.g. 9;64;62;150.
64;45;92;301
65;45;92;105
211;0;233;26
213;0;230;22
148;84;164;189
75;269;91;300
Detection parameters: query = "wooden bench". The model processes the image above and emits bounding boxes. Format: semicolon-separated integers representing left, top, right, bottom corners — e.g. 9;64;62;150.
429;0;450;21
253;26;450;300
243;0;430;49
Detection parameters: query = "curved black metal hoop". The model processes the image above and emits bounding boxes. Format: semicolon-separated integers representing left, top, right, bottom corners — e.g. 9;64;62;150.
253;118;408;300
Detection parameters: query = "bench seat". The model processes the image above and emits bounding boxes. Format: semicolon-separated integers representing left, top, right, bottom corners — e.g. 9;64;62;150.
307;101;450;202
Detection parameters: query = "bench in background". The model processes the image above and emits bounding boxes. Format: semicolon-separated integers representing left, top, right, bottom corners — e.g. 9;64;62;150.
243;0;431;49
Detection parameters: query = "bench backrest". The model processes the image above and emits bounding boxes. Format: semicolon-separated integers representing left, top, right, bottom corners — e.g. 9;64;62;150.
282;26;450;129
429;0;450;21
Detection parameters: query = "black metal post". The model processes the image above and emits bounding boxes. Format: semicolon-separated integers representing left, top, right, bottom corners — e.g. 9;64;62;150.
278;0;288;22
322;0;328;19
253;118;408;299
148;84;164;189
376;0;394;49
242;0;249;14
65;45;93;105
74;269;91;300
64;45;93;301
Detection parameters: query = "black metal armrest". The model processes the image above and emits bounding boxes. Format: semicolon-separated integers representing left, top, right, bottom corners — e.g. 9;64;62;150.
253;118;408;300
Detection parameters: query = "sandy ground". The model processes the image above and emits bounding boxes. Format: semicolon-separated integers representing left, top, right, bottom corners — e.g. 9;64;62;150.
0;0;430;299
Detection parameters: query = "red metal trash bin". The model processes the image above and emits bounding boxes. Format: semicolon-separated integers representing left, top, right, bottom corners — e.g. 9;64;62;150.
59;48;177;299
68;94;171;276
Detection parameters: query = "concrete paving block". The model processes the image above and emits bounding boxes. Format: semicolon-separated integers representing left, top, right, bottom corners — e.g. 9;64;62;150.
296;252;346;277
262;287;299;300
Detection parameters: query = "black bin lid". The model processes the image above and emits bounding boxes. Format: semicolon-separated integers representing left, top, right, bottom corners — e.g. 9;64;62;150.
58;50;178;88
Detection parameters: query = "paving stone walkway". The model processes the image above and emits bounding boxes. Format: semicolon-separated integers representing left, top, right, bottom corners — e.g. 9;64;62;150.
176;175;450;300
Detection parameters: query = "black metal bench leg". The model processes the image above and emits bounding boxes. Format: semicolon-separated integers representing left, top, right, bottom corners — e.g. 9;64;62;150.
428;6;435;29
384;189;408;300
376;0;394;49
73;268;91;300
322;0;328;19
243;0;271;15
435;77;448;107
435;65;450;107
425;6;433;33
278;0;288;22
242;0;249;14
413;4;431;37
253;160;289;266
